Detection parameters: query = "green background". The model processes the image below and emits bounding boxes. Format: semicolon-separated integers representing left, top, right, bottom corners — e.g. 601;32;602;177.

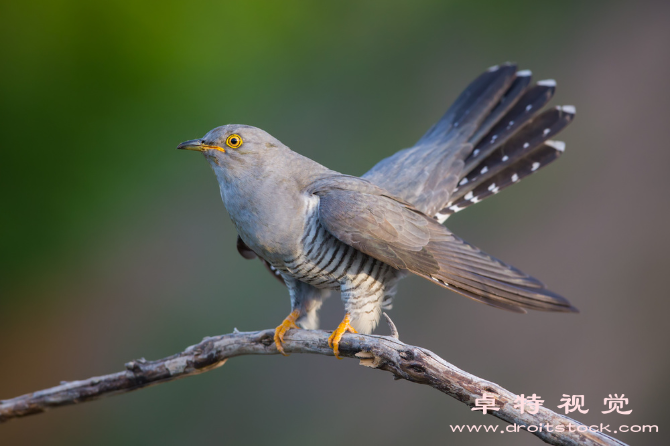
2;1;669;445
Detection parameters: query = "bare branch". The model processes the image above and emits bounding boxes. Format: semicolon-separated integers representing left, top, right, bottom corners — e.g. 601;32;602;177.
0;329;626;445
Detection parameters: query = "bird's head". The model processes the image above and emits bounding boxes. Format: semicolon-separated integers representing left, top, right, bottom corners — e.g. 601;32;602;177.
178;124;286;176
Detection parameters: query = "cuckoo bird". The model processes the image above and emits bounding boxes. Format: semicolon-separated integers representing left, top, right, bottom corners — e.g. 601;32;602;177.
178;63;578;358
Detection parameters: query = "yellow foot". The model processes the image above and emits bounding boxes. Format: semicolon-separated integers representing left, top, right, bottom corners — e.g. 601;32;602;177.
328;313;358;359
274;309;301;356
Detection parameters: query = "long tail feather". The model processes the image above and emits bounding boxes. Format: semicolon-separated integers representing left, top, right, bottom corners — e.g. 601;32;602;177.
440;141;565;216
363;64;520;214
362;64;575;228
435;104;574;220
417;64;518;149
464;80;558;175
455;105;574;196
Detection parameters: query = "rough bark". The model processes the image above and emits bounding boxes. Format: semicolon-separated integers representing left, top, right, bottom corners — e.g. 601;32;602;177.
0;328;626;446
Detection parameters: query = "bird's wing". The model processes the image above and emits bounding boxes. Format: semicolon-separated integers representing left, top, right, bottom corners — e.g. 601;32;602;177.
310;176;576;313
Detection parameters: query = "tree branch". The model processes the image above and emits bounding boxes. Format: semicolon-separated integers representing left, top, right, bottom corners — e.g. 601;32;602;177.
0;328;626;446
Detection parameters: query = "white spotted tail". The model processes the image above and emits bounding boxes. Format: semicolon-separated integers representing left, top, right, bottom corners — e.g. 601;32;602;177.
436;73;575;222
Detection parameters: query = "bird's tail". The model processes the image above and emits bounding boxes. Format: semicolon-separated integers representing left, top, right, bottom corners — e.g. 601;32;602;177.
412;67;577;312
434;72;575;221
362;64;575;222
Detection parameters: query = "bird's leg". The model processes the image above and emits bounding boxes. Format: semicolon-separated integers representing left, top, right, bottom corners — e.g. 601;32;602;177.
328;313;358;359
274;309;301;356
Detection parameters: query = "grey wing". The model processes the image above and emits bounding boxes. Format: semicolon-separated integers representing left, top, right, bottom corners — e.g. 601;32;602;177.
315;183;577;313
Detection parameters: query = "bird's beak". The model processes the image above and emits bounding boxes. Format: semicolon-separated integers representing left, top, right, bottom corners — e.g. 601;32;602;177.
177;139;225;153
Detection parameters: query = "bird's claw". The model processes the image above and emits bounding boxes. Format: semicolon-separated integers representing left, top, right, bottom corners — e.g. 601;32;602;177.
274;309;301;356
328;313;357;359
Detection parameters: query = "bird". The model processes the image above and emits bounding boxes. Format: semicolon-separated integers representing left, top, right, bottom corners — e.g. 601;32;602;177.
178;63;578;359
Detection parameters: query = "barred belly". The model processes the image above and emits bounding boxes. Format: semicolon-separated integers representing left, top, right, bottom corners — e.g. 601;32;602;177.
270;196;402;333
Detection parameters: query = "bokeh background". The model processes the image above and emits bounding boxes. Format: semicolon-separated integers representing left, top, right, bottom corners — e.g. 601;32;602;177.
2;1;669;445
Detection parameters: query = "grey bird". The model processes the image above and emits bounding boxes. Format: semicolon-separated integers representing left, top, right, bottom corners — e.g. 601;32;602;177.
178;63;578;358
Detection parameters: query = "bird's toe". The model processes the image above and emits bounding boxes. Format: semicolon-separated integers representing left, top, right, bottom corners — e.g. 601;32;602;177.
274;309;301;356
328;313;357;359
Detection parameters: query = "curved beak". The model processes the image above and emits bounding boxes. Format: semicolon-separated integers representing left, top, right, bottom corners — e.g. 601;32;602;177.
177;139;225;153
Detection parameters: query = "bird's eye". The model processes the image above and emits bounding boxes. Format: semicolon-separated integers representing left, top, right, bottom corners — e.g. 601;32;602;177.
226;134;243;149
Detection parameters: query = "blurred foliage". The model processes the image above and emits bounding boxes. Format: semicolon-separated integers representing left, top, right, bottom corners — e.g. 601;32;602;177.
0;0;594;301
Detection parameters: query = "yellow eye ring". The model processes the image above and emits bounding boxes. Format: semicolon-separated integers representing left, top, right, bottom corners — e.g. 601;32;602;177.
226;134;243;149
